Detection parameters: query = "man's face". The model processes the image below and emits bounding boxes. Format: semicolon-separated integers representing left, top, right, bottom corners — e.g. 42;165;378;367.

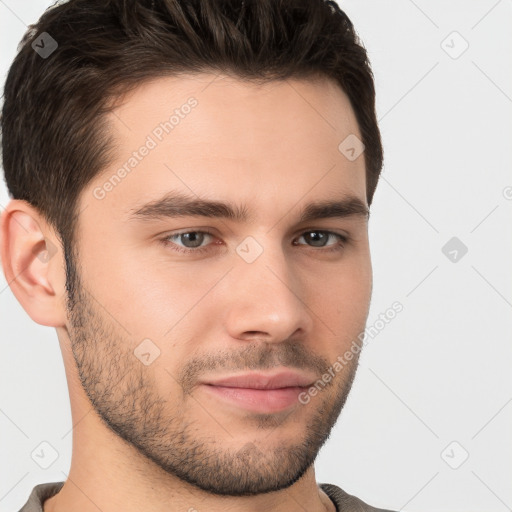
65;73;372;495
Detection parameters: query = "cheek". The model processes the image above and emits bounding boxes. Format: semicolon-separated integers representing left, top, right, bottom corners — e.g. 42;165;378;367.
84;239;214;336
315;259;372;331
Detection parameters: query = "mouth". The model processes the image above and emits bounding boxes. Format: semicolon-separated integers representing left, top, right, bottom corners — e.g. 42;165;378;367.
199;370;315;414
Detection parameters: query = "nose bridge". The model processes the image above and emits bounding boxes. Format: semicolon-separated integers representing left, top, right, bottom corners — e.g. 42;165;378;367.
236;232;296;294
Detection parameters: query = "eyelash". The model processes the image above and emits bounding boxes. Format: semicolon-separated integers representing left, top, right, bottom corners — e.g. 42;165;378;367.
160;229;349;255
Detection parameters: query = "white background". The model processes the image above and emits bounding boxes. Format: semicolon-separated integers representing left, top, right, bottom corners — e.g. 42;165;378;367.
1;1;511;511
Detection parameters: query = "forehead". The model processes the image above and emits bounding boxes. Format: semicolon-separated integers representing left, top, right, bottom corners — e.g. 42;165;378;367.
79;72;367;226
112;72;358;127
107;71;363;158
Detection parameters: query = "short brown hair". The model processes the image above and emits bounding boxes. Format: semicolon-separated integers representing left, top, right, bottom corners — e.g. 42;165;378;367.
1;0;383;255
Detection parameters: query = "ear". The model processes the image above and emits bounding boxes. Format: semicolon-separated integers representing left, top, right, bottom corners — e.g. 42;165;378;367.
0;199;68;327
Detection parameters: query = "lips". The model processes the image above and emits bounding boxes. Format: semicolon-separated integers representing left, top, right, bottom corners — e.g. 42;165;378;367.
199;370;316;413
202;370;316;390
203;371;315;389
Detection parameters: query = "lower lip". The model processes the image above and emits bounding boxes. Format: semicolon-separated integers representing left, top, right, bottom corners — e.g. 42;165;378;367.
201;384;307;413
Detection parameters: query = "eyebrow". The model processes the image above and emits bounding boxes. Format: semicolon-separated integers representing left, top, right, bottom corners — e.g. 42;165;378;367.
128;191;369;224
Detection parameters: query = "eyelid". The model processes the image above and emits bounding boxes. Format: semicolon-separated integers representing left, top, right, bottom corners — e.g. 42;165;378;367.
160;225;350;239
292;225;350;239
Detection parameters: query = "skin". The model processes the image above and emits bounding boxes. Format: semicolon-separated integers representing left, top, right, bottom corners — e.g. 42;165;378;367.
0;73;372;512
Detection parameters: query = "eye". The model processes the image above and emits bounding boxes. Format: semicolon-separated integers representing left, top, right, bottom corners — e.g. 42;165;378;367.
159;229;349;254
293;231;348;252
161;229;216;254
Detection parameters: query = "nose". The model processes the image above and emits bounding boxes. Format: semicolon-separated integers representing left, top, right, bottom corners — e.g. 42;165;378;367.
223;240;315;344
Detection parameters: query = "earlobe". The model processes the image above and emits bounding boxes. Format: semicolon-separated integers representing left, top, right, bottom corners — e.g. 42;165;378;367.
0;200;67;327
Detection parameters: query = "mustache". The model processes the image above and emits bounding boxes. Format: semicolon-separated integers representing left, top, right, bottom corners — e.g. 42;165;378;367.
177;340;331;394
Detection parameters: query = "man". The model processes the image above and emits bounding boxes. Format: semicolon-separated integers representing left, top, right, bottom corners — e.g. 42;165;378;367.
1;0;395;510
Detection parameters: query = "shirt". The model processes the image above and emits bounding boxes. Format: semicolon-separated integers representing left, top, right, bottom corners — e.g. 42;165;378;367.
18;481;397;511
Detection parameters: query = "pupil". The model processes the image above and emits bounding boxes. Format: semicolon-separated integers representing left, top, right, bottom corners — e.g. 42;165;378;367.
183;232;203;248
307;231;326;247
